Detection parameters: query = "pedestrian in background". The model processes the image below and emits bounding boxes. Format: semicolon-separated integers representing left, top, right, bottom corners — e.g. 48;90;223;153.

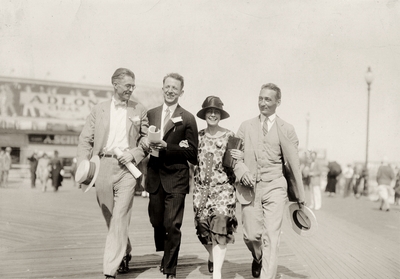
309;151;322;210
0;149;4;187
50;150;63;192
70;157;78;188
376;156;395;212
326;161;341;196
2;147;12;187
27;151;39;188
343;163;354;198
352;164;363;198
193;96;240;279
394;165;400;206
36;151;51;192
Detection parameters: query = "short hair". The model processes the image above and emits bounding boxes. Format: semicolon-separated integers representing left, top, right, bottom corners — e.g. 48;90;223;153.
261;83;281;100
111;68;135;84
163;73;184;89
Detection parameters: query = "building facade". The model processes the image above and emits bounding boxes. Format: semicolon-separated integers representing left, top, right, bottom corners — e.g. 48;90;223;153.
0;76;162;167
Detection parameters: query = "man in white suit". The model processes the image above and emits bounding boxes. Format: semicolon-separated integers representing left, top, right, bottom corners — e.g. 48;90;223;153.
77;68;148;279
234;83;306;279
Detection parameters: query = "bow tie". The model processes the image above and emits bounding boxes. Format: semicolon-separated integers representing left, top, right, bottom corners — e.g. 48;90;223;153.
114;100;127;108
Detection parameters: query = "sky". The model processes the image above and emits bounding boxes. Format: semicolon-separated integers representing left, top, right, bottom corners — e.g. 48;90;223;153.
1;0;400;165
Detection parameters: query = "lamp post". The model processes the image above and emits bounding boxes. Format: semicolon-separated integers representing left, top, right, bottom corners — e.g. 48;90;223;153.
365;67;374;170
364;67;374;170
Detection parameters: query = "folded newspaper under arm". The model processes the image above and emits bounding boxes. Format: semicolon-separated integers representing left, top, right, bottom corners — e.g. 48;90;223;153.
222;136;243;168
113;147;142;178
148;125;161;157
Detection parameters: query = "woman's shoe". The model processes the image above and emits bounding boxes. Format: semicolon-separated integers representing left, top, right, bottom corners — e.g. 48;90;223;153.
208;260;213;273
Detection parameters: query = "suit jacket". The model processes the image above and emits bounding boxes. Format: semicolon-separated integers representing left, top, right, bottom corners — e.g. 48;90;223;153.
234;116;305;204
146;104;198;194
77;99;148;167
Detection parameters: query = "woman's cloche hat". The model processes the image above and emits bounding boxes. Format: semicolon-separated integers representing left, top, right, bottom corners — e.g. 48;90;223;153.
196;96;230;120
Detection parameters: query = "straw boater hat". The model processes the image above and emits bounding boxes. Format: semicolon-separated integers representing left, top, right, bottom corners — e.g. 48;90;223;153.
75;156;100;193
196;96;230;120
287;202;318;237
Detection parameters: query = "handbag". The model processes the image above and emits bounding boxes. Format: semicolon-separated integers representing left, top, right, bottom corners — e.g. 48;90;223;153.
222;136;243;168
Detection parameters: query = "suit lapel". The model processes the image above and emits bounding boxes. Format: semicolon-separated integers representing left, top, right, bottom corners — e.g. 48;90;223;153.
126;103;135;134
249;117;261;159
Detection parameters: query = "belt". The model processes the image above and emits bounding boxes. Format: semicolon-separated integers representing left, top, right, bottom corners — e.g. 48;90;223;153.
99;153;118;159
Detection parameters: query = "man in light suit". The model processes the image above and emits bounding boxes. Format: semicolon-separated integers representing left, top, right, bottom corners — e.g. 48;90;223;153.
234;83;306;279
142;73;198;279
77;68;148;279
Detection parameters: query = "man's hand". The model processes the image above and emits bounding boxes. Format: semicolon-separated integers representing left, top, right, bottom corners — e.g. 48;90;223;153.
230;149;244;161
117;151;134;165
297;201;306;210
140;137;151;152
150;140;167;151
241;171;256;188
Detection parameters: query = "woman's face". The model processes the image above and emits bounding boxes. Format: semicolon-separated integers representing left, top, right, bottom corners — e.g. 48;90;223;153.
205;108;221;127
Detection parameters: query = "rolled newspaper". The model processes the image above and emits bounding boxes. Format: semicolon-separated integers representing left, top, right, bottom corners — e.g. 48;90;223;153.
113;147;142;179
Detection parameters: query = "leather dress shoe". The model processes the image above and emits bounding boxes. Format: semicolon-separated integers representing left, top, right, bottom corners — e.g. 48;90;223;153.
251;258;262;278
105;275;115;279
159;257;164;273
208;260;213;273
117;254;131;274
166;275;176;279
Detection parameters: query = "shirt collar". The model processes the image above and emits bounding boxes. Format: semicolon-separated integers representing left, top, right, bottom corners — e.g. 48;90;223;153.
112;96;127;107
260;113;276;123
163;103;178;114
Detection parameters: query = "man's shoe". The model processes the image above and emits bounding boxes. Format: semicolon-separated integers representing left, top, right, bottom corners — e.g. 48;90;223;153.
251;258;262;278
166;275;176;279
159;257;164;273
105;275;115;279
208;260;213;273
117;254;131;274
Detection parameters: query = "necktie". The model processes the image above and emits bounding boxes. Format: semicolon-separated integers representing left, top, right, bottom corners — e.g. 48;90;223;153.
163;108;171;133
263;117;269;136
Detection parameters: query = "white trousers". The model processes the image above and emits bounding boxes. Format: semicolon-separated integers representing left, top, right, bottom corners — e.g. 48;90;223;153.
96;157;136;276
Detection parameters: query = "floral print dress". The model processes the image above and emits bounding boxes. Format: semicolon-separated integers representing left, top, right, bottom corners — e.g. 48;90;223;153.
193;129;238;245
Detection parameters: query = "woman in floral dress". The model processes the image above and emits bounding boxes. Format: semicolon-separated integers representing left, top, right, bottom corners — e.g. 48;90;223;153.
193;96;243;279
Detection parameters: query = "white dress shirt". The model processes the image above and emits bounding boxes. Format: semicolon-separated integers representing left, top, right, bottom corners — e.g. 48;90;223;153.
104;97;129;153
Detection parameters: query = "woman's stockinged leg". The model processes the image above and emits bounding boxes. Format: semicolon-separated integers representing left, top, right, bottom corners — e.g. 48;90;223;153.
212;242;227;279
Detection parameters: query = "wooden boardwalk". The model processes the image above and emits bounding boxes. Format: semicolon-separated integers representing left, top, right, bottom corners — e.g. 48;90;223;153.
0;178;399;278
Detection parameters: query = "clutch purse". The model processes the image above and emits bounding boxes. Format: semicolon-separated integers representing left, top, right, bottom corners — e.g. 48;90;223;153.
222;136;243;168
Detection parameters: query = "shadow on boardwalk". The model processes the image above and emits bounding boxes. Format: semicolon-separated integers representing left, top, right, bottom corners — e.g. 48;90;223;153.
0;178;399;278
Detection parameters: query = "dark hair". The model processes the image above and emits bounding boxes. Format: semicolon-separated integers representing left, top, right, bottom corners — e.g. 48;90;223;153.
163;73;184;89
261;83;281;100
111;68;135;84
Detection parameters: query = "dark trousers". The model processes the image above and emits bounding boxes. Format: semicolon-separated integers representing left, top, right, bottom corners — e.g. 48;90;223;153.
148;184;186;276
30;171;36;187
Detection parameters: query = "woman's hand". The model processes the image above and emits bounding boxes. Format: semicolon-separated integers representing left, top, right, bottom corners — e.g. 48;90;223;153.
230;149;244;161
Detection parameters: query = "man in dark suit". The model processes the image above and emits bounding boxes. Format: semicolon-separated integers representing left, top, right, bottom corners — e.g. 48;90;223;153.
142;73;198;279
234;83;306;279
77;68;148;279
